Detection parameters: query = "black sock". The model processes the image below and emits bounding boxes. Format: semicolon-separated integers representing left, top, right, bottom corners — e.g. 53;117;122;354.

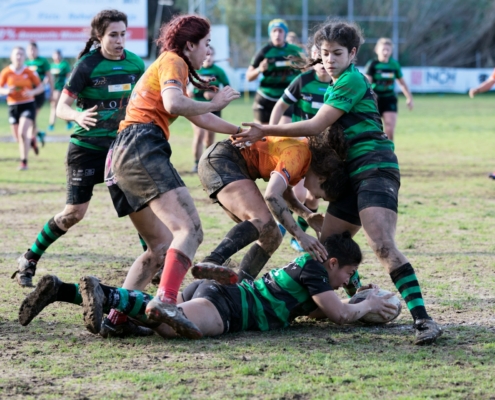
138;233;148;251
56;283;82;305
238;243;271;281
390;263;430;321
203;220;259;265
26;217;66;262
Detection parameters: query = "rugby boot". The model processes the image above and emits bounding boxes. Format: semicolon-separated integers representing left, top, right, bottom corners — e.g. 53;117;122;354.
99;317;154;338
19;275;61;326
145;296;203;339
37;131;46;147
31;137;39;155
191;262;239;285
12;252;37;287
413;318;443;345
290;237;304;252
79;276;106;334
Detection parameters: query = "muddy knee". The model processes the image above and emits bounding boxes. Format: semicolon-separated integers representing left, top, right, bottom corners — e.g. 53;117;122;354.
258;219;283;254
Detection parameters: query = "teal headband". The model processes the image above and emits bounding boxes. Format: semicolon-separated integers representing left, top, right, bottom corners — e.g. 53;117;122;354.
268;19;288;36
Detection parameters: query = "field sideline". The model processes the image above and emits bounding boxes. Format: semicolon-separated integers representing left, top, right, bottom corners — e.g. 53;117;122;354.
0;94;495;399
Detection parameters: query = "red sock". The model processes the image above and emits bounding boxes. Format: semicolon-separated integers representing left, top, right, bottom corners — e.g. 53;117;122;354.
108;309;127;325
157;248;191;304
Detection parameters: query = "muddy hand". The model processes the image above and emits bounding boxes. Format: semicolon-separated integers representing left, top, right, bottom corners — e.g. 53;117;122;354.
211;86;240;110
297;233;328;263
231;122;266;146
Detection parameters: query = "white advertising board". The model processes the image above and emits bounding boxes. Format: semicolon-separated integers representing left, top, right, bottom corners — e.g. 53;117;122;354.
0;0;148;57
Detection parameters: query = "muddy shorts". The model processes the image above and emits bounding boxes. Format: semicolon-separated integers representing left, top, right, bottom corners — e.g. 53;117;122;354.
327;175;400;226
181;279;244;334
8;102;36;124
197;139;252;202
377;95;398;115
252;92;277;123
105;123;185;217
65;137;114;205
34;92;46;109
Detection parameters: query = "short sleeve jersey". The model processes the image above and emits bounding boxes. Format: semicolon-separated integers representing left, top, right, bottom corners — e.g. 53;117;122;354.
26;57;51;81
238;136;311;187
250;43;303;100
324;63;399;181
237;253;333;331
192;63;229;101
50;60;71;91
120;51;189;140
282;70;329;122
0;66;41;105
64;49;144;140
364;57;403;98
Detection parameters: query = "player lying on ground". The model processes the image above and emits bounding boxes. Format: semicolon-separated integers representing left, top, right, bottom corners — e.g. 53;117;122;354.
19;233;398;339
191;124;349;285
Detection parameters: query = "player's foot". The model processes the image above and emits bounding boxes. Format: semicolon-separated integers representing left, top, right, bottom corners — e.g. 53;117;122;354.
290;237;304;252
79;276;106;334
47;125;54;132
191;262;239;285
37;131;46;147
191;163;198;173
145;296;203;339
277;223;287;237
99;317;154;338
30;137;39;155
18;161;28;171
66;121;74;130
488;173;495;180
18;275;61;326
413;318;443;345
12;252;37;287
151;267;163;285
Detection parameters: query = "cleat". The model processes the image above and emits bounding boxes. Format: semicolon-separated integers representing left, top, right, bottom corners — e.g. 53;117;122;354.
277;223;287;237
151;267;163;286
37;131;46;147
488;173;495;180
47;125;54;132
66;121;74;130
79;276;106;334
18;275;61;326
191;164;198;173
30;137;39;155
191;262;239;285
18;162;28;171
145;296;203;339
99;317;154;338
12;252;37;287
414;318;443;345
290;237;304;252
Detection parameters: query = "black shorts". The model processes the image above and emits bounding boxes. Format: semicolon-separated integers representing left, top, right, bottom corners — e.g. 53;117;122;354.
65;137;114;205
283;104;294;118
197;140;251;202
377;95;398;115
327;176;400;226
181;279;244;334
8;102;36;124
34;92;46;109
252;92;277;123
105;123;185;217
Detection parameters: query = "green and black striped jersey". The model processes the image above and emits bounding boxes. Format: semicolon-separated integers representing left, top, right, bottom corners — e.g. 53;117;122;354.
237;253;333;331
26;57;51;81
324;63;399;181
63;49;145;143
250;43;302;101
364;58;403;98
282;70;329;122
193;63;229;101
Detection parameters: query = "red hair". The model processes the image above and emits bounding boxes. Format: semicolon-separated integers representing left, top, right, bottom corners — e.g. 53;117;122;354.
156;15;215;91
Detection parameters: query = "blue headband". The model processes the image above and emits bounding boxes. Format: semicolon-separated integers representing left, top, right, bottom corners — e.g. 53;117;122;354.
268;19;289;36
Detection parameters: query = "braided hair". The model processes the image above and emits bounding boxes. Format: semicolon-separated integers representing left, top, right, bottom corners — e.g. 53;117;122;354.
78;9;128;60
155;15;216;91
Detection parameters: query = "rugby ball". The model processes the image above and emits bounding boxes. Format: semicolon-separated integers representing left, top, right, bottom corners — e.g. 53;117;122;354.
348;289;402;324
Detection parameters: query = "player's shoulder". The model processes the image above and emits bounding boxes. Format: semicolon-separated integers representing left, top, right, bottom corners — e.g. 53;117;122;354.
285;43;304;54
338;64;367;87
123;50;145;68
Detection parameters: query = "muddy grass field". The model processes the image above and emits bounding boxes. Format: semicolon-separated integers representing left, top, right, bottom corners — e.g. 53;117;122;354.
1;95;495;399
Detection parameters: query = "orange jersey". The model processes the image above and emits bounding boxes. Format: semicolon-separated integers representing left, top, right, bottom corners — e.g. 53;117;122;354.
119;52;189;139
0;66;41;105
239;137;311;187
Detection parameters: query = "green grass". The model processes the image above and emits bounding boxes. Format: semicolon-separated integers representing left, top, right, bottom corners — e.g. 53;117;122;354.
1;94;495;399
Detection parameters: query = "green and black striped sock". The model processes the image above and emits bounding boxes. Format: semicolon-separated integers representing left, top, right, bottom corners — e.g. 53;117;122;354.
390;263;430;321
100;284;153;318
56;283;83;305
25;217;66;261
138;234;148;252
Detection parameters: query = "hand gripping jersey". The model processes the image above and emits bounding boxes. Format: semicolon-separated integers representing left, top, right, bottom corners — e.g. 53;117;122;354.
323;63;399;182
238;253;333;331
0;66;41;105
239;136;311;187
120;51;189;140
50;60;71;92
192;63;229;101
26;57;51;82
250;43;303;101
364;57;403;98
63;49;144;143
282;70;329;122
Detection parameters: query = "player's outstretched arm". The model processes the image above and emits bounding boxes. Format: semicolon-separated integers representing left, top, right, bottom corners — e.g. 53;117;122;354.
469;77;495;98
269;99;291;125
186;112;240;135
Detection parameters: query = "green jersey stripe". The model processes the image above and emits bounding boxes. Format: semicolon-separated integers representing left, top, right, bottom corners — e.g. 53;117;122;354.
349;162;399;177
239;282;270;331
254;280;290;327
